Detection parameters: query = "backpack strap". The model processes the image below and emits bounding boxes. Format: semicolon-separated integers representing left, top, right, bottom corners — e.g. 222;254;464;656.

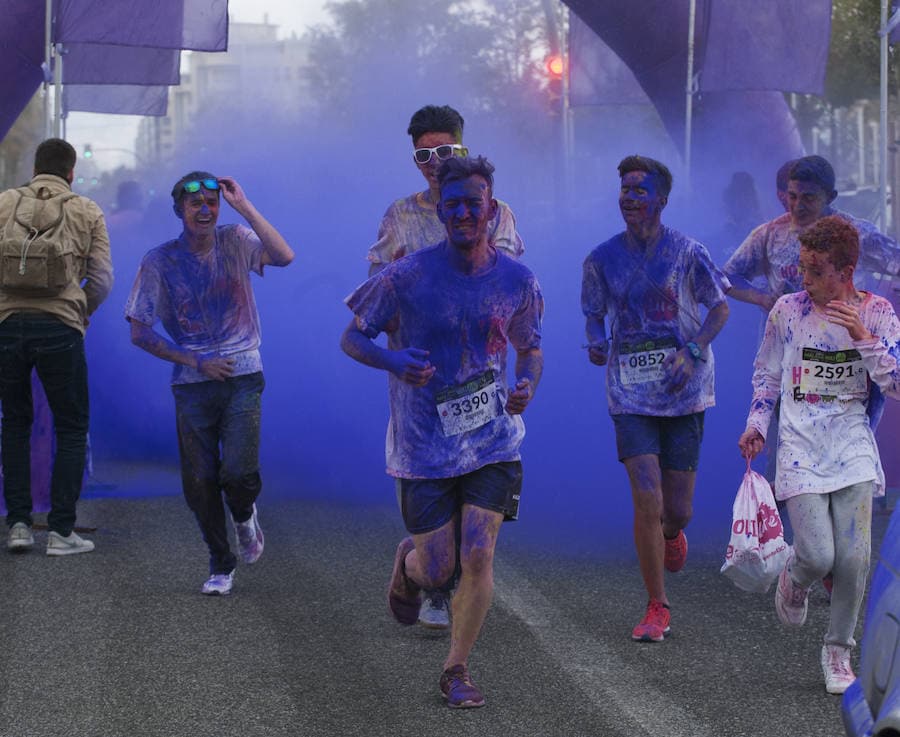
13;186;78;235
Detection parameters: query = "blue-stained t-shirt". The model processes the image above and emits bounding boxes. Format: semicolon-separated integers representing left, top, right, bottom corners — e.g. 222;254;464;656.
581;225;730;416
723;209;900;298
366;192;524;268
125;224;265;384
346;241;543;479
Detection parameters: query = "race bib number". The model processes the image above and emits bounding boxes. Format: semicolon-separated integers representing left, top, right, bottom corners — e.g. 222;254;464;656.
436;371;502;437
799;347;866;397
618;337;677;385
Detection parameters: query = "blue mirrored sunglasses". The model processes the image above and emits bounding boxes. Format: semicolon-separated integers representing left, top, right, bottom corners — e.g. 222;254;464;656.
181;178;219;195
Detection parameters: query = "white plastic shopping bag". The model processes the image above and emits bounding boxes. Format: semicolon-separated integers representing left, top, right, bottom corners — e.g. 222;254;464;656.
720;461;791;593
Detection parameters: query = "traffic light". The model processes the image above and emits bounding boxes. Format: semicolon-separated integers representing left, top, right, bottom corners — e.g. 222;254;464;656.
545;54;565;115
83;144;93;159
545;54;565;78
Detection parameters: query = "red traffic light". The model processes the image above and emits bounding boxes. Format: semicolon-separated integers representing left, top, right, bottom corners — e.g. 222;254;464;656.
545;54;565;78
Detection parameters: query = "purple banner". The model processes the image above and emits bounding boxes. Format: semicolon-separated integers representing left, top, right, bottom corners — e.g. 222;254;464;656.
64;85;169;116
563;0;830;146
56;0;228;52
0;0;45;141
568;13;647;107
63;44;180;86
701;2;829;93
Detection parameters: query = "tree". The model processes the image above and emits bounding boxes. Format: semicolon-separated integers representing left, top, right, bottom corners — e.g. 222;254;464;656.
826;0;899;107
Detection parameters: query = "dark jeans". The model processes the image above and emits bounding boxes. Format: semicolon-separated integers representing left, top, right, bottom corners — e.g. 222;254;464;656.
172;372;264;575
0;313;89;536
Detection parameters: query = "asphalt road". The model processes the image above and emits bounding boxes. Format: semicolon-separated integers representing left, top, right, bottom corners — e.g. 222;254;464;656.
0;463;889;737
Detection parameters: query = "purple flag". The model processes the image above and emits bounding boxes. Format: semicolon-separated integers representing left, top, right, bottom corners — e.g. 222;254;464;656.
56;0;228;52
64;85;169;116
63;44;180;86
0;0;44;141
700;2;830;93
568;13;648;107
891;1;900;45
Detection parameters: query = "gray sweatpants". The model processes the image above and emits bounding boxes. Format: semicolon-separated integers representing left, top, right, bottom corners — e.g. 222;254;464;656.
785;481;873;648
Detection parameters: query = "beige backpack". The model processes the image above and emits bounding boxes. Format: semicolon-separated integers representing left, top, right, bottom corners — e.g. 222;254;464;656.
0;185;83;297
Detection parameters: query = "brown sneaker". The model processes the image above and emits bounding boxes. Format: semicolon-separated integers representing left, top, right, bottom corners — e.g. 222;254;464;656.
440;664;485;708
387;537;421;625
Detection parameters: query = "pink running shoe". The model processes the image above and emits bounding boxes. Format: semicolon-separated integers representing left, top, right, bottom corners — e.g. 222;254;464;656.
631;599;671;642
664;530;688;573
775;557;809;626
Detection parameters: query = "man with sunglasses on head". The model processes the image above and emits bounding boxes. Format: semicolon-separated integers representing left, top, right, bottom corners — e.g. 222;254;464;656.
364;104;525;630
343;155;542;708
366;104;524;278
125;172;294;596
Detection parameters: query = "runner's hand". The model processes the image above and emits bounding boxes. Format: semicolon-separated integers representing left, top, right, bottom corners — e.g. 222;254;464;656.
738;428;765;459
505;377;533;414
663;348;694;391
389;348;435;386
587;344;608;366
825;299;872;341
197;353;235;381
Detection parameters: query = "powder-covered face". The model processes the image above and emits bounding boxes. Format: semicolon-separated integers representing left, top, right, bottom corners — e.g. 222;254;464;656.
619;170;666;232
788;179;831;229
437;174;496;250
799;246;846;305
179;188;220;239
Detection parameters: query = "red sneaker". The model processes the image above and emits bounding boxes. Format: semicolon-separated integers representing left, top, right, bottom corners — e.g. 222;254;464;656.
664;530;688;573
631;599;671;642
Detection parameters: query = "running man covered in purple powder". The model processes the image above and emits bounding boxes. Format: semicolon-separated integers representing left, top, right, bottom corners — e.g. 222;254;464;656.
126;172;294;596
342;156;542;708
581;155;730;643
365;104;526;629
738;216;900;694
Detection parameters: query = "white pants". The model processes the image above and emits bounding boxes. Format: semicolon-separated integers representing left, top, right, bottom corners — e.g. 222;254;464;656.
785;481;873;648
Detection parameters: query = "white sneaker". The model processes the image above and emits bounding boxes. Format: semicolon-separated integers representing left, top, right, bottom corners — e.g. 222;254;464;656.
201;571;234;596
46;530;95;556
418;592;451;630
7;522;34;552
821;644;855;695
232;504;264;564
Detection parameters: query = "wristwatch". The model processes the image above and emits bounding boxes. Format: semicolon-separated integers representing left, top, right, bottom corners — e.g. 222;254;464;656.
685;341;705;362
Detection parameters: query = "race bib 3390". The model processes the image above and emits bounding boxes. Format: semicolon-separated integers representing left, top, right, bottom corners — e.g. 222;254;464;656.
436;370;503;437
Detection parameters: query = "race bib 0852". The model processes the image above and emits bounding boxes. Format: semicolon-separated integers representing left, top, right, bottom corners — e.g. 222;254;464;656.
618;337;677;385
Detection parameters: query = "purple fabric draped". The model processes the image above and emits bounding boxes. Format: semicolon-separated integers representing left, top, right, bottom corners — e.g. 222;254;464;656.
701;2;830;92
56;0;228;51
568;13;646;107
564;0;830;146
63;44;180;86
0;0;45;141
64;85;169;116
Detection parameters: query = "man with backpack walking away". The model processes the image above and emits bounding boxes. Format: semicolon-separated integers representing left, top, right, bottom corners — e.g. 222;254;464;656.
0;138;113;556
